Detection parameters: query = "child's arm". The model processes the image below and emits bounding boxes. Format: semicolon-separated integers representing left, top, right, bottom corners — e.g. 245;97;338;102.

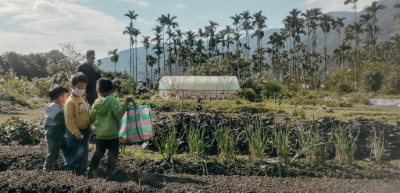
64;101;81;138
111;97;131;119
89;109;96;124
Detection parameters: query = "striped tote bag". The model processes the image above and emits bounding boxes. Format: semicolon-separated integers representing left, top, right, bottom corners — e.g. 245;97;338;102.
119;105;155;143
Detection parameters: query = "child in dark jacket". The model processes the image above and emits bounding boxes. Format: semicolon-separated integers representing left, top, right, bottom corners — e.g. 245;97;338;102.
43;85;69;171
88;78;133;178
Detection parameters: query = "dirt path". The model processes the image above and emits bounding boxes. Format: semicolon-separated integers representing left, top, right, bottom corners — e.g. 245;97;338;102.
1;146;400;193
0;107;43;124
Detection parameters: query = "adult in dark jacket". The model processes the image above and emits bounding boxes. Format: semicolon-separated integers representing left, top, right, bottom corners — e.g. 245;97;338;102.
76;50;101;106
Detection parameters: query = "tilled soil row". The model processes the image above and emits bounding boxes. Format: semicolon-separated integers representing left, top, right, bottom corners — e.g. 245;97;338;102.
1;170;400;193
2;145;400;180
2;146;400;192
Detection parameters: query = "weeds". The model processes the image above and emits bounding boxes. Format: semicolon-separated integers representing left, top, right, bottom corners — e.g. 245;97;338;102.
214;127;236;159
332;125;359;164
370;128;385;162
292;107;306;120
152;125;180;161
186;126;206;158
308;128;328;163
271;125;291;163
291;126;328;164
246;118;269;160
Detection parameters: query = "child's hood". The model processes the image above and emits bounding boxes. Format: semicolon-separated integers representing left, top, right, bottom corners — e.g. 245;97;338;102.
43;103;63;119
92;96;113;115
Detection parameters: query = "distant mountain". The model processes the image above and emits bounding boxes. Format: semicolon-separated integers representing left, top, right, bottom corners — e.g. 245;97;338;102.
99;0;400;80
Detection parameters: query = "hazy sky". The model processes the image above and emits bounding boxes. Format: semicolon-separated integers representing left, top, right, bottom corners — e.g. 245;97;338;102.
0;0;375;58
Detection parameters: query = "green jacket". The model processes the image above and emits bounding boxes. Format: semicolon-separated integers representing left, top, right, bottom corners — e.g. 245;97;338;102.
90;96;130;140
44;103;66;140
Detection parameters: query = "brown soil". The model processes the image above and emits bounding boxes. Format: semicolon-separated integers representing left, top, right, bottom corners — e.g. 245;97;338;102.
1;146;400;193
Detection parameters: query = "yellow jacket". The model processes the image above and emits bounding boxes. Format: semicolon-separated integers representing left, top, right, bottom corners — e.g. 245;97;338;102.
64;95;91;137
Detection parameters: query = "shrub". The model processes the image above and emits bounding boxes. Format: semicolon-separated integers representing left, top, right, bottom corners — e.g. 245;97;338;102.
139;93;152;100
114;78;136;96
32;77;53;98
363;70;383;92
237;88;256;102
338;83;353;94
263;81;281;98
0;117;44;145
240;78;263;94
0;92;30;107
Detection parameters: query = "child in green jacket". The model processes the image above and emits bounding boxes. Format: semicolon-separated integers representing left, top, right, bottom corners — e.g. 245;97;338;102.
43;85;69;171
88;78;133;178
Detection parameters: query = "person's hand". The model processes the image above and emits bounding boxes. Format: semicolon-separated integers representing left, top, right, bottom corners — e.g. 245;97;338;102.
126;96;135;103
75;133;84;141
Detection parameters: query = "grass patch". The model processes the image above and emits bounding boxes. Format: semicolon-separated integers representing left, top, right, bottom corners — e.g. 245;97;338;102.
136;99;284;114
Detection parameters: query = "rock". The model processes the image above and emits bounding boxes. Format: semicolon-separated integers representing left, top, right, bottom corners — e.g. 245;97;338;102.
318;105;334;113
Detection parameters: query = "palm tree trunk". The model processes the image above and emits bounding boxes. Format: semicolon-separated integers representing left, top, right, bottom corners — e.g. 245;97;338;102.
135;40;138;84
324;32;327;77
162;28;166;75
129;43;132;77
145;49;149;88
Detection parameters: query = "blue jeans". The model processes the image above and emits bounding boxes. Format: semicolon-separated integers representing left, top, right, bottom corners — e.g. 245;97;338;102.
65;128;90;175
43;137;67;171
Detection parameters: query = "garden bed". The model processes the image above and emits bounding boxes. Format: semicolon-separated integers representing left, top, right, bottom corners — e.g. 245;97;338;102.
1;145;400;193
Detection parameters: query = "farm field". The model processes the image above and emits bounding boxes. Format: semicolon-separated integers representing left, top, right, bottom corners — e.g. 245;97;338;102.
1;0;400;192
1;102;400;192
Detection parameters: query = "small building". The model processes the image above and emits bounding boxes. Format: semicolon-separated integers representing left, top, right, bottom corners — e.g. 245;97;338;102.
158;76;240;99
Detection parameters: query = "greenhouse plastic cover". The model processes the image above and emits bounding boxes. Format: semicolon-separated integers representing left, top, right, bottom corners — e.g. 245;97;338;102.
159;76;240;91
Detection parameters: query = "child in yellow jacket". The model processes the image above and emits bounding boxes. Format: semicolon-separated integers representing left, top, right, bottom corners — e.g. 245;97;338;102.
64;72;91;175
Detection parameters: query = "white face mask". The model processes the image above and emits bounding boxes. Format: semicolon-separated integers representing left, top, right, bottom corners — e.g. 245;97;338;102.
73;88;86;97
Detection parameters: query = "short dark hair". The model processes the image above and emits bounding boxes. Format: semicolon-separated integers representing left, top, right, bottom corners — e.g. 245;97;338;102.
86;50;95;57
48;85;68;100
70;72;88;86
97;78;113;93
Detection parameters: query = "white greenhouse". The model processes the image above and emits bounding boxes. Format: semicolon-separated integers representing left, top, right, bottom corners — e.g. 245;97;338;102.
159;76;240;99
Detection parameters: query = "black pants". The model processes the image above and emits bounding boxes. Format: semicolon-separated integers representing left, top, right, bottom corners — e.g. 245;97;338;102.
85;90;97;106
90;138;119;172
